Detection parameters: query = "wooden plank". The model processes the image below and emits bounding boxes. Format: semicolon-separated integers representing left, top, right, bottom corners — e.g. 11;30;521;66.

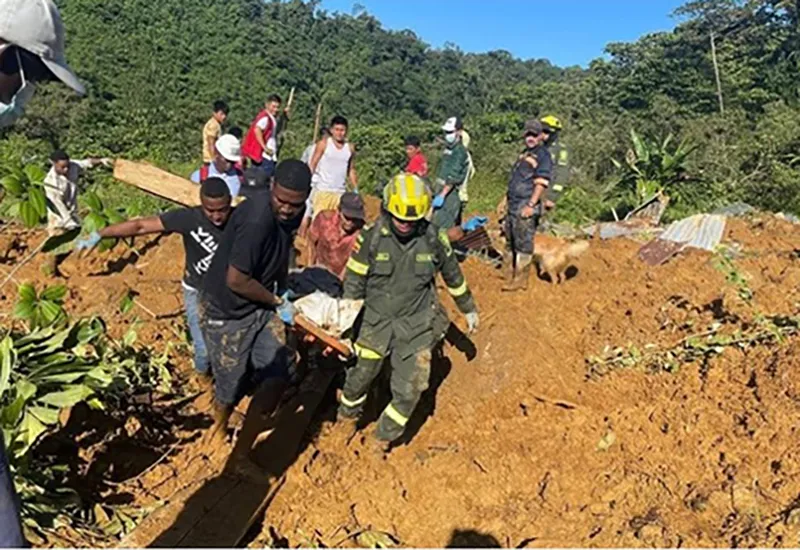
176;368;337;547
113;159;201;207
638;239;685;266
295;314;353;357
121;367;338;548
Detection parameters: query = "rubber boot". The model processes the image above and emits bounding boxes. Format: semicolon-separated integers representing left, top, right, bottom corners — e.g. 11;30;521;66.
504;253;532;292
501;251;515;290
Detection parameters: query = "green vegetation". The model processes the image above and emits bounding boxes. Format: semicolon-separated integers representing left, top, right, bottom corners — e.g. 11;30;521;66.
14;283;68;329
0;0;795;223
1;304;175;538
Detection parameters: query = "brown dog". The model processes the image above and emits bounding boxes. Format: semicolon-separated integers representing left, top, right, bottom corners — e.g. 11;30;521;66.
533;235;590;284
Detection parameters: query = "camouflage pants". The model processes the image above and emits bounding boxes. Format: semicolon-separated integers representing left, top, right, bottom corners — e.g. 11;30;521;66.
339;339;432;442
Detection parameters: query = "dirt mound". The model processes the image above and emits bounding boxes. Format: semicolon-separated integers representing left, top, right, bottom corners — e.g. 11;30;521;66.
2;213;800;547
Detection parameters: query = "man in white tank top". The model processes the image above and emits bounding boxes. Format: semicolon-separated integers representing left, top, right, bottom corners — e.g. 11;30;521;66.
305;115;358;223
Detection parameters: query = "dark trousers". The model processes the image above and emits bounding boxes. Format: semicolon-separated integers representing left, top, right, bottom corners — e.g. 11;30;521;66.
0;434;24;547
504;211;538;255
202;308;292;406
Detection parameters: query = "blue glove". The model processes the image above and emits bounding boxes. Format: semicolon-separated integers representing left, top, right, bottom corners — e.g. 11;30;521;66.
432;195;445;209
75;231;102;251
277;292;296;325
462;216;488;232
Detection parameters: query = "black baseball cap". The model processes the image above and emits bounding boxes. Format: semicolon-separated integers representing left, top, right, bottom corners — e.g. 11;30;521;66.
339;192;365;220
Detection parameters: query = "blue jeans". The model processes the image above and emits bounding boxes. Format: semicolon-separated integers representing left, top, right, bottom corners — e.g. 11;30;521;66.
183;286;209;375
0;434;24;547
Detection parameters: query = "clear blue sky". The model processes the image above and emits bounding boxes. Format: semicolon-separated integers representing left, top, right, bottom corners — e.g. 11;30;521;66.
318;0;686;67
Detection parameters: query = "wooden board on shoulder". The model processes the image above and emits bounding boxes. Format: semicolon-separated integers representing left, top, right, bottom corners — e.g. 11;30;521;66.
113;160;202;207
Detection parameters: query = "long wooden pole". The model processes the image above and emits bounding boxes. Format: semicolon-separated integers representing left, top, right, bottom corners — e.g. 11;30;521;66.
312;101;323;143
710;32;725;115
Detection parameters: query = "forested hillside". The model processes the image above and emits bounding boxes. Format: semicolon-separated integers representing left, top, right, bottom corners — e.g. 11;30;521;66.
4;0;800;220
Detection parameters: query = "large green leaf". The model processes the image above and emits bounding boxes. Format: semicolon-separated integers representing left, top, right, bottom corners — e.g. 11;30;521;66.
70;318;106;346
23;164;46;185
106;210;126;225
2;379;37;428
40;285;67;302
13;300;36;322
0;336;14;399
37;385;94;408
83;211;107;233
83;192;103;213
18;201;40;228
37;300;64;327
27;187;47;218
14;411;48;456
17;283;37;303
0;175;24;196
28;406;59;426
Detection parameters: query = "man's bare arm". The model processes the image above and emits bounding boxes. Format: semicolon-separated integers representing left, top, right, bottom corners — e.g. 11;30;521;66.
309;139;326;174
225;265;282;307
99;216;165;239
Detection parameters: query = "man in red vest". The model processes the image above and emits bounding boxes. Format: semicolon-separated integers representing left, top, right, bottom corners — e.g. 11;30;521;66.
242;94;285;178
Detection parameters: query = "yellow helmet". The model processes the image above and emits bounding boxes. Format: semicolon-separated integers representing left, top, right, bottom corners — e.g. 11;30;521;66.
540;115;563;131
383;172;431;221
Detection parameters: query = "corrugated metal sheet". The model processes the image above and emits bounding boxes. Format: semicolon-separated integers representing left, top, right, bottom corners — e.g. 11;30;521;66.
659;214;726;251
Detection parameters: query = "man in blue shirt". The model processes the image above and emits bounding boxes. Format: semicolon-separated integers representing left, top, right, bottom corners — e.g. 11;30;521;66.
191;134;243;197
503;119;552;292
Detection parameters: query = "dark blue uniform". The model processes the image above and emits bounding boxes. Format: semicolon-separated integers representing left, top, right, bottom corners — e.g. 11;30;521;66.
505;146;552;254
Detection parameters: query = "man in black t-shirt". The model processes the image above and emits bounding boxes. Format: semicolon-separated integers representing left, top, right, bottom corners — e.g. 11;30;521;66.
75;177;233;378
201;159;311;454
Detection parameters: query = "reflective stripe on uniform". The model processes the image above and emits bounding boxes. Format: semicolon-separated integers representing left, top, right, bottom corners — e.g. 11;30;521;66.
354;343;382;360
340;393;367;408
346;257;369;276
448;279;468;297
383;403;409;427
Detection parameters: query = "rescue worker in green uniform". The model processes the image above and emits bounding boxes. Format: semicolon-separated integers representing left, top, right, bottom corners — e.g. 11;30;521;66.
540;115;569;209
432;116;469;230
339;172;479;447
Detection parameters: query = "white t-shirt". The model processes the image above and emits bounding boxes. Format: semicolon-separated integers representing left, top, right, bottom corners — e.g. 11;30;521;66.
255;113;278;161
44;159;93;231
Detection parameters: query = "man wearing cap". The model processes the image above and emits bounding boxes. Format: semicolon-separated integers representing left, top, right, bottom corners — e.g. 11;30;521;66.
307;192;365;279
0;0;87;544
191;134;243;198
432;116;469;230
502;119;552;292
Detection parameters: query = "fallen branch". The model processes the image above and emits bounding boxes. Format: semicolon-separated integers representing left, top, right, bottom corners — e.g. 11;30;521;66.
0;236;47;291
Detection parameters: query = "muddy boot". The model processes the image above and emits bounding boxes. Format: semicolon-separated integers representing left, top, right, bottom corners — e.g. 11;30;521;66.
501;251;515;289
203;400;232;453
503;253;532;292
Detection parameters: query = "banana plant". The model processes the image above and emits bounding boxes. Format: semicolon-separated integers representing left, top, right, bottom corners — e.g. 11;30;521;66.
14;283;68;330
82;191;126;252
0;162;48;228
607;130;696;205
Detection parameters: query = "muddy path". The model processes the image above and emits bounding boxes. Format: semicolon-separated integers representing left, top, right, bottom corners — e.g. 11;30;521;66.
2;213;800;547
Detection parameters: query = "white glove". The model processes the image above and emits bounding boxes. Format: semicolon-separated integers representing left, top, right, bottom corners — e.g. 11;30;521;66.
465;311;479;334
101;158;114;168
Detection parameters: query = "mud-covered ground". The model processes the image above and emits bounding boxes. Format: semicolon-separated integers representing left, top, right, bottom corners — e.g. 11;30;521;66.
2;211;800;548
